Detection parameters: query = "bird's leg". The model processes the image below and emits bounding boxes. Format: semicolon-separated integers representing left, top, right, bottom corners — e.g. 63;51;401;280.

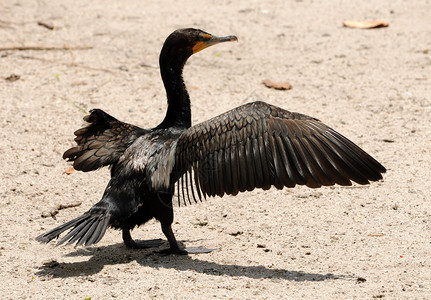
153;192;188;255
158;223;217;255
154;192;216;254
122;229;163;249
158;223;188;255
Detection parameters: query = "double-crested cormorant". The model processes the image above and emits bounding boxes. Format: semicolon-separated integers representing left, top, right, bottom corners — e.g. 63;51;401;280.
37;28;386;254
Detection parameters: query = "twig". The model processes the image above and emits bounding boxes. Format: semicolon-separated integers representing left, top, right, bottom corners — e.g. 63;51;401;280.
57;202;82;211
19;55;116;74
41;201;82;219
37;21;54;30
0;45;93;51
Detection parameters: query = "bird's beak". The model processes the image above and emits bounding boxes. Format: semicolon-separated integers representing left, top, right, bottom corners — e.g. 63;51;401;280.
192;34;238;54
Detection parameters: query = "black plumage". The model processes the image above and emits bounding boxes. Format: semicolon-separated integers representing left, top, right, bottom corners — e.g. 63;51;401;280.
36;28;386;254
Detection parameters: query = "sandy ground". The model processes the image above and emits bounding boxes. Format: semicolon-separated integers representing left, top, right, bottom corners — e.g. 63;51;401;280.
1;0;431;298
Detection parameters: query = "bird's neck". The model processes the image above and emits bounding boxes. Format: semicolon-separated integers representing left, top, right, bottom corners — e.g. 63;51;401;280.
157;61;192;129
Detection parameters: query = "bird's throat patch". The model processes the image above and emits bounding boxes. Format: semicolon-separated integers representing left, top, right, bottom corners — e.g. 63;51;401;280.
192;41;207;54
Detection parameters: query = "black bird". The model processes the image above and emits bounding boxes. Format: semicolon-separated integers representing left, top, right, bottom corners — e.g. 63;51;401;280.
37;28;386;254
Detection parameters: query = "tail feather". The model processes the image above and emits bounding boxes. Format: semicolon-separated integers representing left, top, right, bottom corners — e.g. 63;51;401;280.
61;217;96;246
36;214;88;243
36;213;110;247
88;217;110;245
77;218;99;247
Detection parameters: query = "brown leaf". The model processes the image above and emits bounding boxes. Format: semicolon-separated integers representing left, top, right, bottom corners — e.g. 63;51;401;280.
63;166;75;175
5;74;20;82
343;20;389;29
262;79;292;90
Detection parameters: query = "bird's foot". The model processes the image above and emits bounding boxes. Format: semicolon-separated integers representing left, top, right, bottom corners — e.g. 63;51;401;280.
156;246;217;255
124;238;164;249
156;247;188;255
122;229;164;249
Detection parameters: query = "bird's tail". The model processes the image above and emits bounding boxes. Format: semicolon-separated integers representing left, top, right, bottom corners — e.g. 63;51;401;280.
36;206;110;247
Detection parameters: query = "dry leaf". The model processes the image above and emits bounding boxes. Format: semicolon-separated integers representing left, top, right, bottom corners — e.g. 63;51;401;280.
5;74;20;82
343;20;389;29
262;79;292;90
63;167;75;175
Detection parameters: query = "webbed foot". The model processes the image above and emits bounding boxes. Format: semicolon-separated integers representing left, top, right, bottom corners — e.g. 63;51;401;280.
157;247;189;255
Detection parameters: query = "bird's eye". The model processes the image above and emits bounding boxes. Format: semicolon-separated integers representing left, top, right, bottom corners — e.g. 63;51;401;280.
199;34;212;42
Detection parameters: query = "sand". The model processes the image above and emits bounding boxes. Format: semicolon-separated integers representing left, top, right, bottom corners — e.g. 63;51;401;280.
1;0;430;298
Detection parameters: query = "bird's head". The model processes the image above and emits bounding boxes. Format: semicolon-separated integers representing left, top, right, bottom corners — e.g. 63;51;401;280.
160;28;237;68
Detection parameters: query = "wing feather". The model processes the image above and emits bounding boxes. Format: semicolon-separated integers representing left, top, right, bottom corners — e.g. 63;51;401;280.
252;137;264;188
245;138;256;191
171;101;385;205
63;109;145;172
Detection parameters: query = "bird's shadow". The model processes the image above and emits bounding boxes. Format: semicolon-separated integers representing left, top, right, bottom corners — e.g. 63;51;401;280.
36;241;348;282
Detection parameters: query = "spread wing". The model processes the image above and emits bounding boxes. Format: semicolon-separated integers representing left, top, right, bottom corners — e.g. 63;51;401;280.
63;109;146;172
172;101;386;205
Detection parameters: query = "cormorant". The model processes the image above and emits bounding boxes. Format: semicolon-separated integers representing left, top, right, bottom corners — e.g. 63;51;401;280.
36;28;386;254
